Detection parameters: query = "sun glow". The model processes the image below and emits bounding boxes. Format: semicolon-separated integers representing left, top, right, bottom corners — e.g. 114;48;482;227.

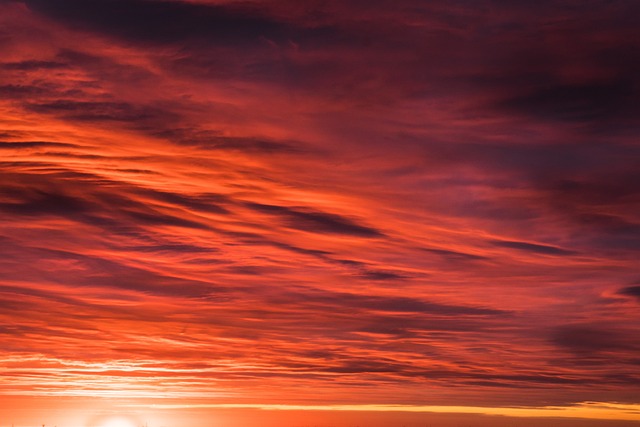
93;416;140;427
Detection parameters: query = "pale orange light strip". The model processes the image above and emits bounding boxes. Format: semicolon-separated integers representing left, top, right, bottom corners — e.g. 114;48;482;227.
136;402;640;421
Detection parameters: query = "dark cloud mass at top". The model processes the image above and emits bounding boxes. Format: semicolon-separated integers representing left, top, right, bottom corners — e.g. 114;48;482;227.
25;0;312;45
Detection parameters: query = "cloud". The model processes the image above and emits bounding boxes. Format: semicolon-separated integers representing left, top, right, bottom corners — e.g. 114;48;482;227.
490;240;576;256
0;189;88;216
27;100;178;124
24;0;318;46
1;0;639;411
0;170;214;233
496;79;636;123
618;285;640;301
538;175;640;252
1;59;67;70
156;129;304;154
551;325;639;354
245;202;384;237
0;84;50;98
266;287;507;317
135;188;230;215
422;247;488;261
0;141;79;149
357;270;408;281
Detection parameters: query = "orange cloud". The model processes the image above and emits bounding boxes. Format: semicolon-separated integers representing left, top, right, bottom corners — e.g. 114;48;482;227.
1;1;639;426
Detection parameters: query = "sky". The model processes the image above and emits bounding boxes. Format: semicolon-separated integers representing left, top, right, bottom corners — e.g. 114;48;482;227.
0;0;639;426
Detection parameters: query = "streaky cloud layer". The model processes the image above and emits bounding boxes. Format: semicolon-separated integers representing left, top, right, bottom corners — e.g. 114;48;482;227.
0;0;639;425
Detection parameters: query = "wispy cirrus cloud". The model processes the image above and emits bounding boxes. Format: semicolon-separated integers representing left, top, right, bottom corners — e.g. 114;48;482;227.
0;1;639;425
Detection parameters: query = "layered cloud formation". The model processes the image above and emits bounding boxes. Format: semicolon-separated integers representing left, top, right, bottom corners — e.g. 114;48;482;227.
0;0;639;422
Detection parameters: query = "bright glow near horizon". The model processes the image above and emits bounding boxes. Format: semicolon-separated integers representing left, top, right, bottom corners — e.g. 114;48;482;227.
97;417;138;427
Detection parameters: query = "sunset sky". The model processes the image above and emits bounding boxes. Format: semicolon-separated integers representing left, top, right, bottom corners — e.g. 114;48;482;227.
1;0;639;426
